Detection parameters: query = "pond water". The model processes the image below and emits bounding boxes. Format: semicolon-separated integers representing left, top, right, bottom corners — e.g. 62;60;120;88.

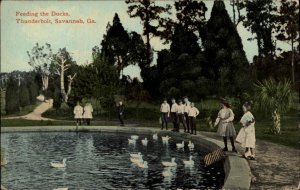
1;132;224;189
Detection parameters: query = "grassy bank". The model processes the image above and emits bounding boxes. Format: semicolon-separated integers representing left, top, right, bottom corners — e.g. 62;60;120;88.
1;99;298;149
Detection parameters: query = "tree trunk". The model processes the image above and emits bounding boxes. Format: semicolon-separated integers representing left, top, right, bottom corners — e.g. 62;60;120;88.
66;73;77;102
42;75;49;91
60;64;67;102
291;39;295;84
272;109;281;134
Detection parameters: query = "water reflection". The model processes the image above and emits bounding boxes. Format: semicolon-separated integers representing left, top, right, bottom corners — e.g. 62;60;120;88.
1;132;224;189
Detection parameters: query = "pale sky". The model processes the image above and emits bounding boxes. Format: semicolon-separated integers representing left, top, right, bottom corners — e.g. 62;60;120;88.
0;0;290;79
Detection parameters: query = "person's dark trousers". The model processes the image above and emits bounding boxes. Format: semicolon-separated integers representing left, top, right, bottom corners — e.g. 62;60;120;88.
161;112;168;130
119;114;124;126
171;112;178;131
184;112;190;132
178;113;186;132
189;116;196;135
86;119;90;126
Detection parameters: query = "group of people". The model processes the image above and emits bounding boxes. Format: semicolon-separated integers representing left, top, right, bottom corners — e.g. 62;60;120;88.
215;98;256;160
73;102;94;126
160;96;199;135
74;101;125;127
160;96;256;160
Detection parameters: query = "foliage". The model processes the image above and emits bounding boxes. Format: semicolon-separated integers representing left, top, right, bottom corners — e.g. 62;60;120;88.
276;0;299;83
202;0;251;97
174;0;208;34
101;13;131;76
72;54;119;116
51;47;77;102
5;77;19;114
253;78;294;115
27;43;52;91
19;83;30;107
126;0;172;66
27;80;39;104
240;0;278;57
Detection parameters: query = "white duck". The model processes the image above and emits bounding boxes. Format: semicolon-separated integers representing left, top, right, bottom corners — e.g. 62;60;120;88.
50;158;67;168
162;136;171;143
153;133;158;140
188;141;194;150
162;158;177;167
137;161;148;169
131;135;139;140
130;157;143;164
162;167;173;177
53;188;68;190
141;138;148;146
128;139;136;144
183;156;194;167
130;152;142;159
176;141;185;149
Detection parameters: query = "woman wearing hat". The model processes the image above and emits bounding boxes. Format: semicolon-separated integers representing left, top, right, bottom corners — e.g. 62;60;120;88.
236;102;256;160
214;98;237;152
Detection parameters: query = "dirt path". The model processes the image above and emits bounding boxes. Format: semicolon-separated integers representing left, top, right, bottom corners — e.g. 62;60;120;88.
4;99;53;121
200;131;300;189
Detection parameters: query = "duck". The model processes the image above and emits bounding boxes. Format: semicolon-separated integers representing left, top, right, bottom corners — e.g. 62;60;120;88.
137;160;148;169
53;188;68;190
162;167;173;177
153;133;158;140
50;158;67;168
188;141;194;150
1;157;7;166
141;138;148;146
128;139;136;144
131;135;139;140
130;157;143;164
162;158;177;167
183;156;194;167
176;141;185;149
130;152;142;159
162;136;171;143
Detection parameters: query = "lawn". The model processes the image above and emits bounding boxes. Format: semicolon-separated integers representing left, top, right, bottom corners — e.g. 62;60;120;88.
1;99;298;149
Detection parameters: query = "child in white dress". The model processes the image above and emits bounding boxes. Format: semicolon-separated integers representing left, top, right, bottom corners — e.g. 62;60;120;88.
236;102;256;160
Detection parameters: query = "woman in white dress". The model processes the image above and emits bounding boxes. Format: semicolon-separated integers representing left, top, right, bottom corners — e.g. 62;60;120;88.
73;102;83;126
236;102;256;160
214;98;237;152
83;102;93;126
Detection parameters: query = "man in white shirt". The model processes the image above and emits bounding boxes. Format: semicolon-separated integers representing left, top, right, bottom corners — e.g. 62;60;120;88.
177;100;186;132
183;96;191;133
188;102;199;135
160;99;170;130
170;98;179;132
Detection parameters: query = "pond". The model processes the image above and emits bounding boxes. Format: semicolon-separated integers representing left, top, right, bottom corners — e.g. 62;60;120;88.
1;132;225;189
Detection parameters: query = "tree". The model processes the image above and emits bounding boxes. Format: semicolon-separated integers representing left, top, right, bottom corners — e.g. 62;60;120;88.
202;0;251;96
72;54;119;118
127;77;150;119
174;0;207;34
19;83;30;107
276;0;299;84
27;43;52;91
241;0;278;57
128;31;148;69
229;0;244;28
254;78;294;134
101;13;131;76
27;80;39;104
157;24;210;100
52;48;77;102
5;77;19;114
126;0;172;67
